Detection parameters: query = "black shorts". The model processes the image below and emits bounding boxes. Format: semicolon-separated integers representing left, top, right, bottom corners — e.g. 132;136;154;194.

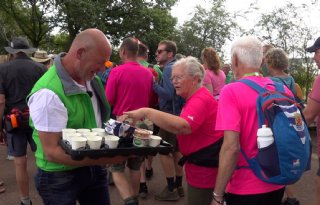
158;128;179;152
226;188;285;205
6;127;35;157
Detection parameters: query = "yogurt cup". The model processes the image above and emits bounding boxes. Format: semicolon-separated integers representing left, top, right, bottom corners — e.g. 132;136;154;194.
133;135;150;147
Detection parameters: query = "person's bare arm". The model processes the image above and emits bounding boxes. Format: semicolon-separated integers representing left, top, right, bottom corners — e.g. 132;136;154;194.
211;131;240;205
303;98;320;125
123;108;191;135
38;131;127;166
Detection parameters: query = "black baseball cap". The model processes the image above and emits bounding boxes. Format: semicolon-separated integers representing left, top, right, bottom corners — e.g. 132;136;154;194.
306;37;320;53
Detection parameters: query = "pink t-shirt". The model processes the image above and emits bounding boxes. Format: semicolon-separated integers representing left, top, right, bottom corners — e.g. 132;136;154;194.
216;76;288;194
203;69;226;98
178;87;223;188
105;61;153;115
309;75;320;157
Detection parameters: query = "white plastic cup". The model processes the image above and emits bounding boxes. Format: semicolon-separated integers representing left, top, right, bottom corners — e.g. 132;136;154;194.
82;132;98;139
62;128;77;140
71;136;87;150
149;135;162;147
76;128;91;134
65;133;82;143
87;135;102;149
91;128;106;137
104;135;119;149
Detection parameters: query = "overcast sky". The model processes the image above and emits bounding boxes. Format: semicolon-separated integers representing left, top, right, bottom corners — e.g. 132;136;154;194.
171;0;320;30
170;0;320;61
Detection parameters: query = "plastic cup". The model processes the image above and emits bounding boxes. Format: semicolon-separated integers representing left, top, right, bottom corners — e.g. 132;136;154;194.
133;135;150;147
149;135;162;147
87;135;102;149
65;133;82;143
76;128;91;134
82;132;98;139
71;136;87;150
91;128;106;137
62;128;76;140
104;135;119;149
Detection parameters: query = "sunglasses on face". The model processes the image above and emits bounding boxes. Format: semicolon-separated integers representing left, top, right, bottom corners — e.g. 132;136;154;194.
156;49;168;55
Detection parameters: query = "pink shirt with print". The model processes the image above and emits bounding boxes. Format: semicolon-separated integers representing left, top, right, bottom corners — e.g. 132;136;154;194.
203;69;226;98
178;87;223;188
216;76;288;194
309;75;320;157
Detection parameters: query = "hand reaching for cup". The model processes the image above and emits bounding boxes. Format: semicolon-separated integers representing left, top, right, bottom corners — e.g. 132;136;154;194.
121;108;148;125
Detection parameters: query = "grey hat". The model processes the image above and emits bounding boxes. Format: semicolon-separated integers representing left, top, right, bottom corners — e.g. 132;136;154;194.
4;37;37;54
306;37;320;53
31;50;51;63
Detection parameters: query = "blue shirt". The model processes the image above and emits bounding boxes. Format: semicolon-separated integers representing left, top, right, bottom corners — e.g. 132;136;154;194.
153;59;184;115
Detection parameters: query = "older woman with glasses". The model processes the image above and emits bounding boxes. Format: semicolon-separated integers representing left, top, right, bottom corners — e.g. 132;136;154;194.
121;56;223;205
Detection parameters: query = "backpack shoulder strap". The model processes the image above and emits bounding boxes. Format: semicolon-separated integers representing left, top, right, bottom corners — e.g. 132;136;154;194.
239;78;285;93
271;78;291;94
238;78;266;128
238;79;264;93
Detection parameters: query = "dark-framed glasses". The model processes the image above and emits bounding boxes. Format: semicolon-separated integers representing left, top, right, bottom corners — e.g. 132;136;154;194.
156;49;168;55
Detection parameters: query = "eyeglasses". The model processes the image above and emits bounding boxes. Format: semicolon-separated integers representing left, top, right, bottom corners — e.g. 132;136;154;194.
170;75;186;82
156;49;168;55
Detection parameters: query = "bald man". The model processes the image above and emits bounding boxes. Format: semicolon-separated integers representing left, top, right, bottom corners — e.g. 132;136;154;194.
27;28;126;205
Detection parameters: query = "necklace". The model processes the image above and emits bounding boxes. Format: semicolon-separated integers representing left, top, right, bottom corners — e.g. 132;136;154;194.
243;72;262;77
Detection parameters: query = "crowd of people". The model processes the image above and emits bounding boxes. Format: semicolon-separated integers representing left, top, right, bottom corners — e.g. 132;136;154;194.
0;28;319;205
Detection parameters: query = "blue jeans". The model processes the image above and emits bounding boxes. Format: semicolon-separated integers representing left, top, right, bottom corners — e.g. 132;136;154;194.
35;166;110;205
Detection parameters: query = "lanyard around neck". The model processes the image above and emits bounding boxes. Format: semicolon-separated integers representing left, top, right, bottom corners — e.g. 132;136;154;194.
243;72;262;77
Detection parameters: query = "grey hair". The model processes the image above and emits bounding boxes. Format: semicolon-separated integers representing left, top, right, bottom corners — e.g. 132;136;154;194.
173;56;205;86
231;36;263;68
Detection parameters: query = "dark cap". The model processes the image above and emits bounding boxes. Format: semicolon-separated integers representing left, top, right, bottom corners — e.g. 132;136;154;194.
306;37;320;53
4;37;36;54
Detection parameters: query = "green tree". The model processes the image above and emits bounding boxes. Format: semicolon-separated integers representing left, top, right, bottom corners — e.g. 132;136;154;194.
173;0;238;60
249;2;320;99
0;0;57;49
55;0;177;52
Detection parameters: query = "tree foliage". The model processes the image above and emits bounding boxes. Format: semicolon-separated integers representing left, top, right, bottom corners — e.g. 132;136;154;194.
54;0;177;52
248;2;319;99
0;0;177;56
0;0;57;50
173;0;238;60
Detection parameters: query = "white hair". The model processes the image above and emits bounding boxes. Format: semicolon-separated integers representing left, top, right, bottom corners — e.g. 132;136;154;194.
173;56;205;86
231;36;263;68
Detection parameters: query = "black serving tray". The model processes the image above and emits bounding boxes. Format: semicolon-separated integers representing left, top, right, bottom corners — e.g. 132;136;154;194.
59;137;173;160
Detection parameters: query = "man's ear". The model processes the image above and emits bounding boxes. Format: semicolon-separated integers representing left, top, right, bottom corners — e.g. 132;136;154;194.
119;48;125;58
168;51;174;59
76;48;85;60
232;53;238;68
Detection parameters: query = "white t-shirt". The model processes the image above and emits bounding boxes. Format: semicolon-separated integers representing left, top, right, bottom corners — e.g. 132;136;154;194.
28;80;102;132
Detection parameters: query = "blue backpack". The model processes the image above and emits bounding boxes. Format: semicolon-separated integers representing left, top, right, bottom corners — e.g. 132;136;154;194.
239;79;311;185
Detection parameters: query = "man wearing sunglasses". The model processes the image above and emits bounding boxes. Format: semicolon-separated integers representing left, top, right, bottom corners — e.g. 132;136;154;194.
153;40;185;201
